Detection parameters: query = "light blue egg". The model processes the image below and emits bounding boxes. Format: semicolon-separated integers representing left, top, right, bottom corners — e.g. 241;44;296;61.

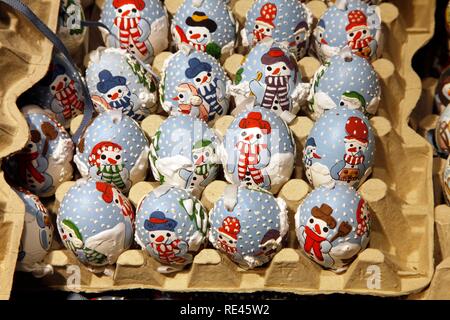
313;0;382;63
244;0;312;60
27;52;86;128
100;0;169;63
295;182;371;271
160;50;230;123
14;187;54;274
135;186;208;270
74;111;150;193
149;114;219;197
307;52;380;119
171;0;237;59
232;41;304;116
208;186;288;269
4;106;74;197
86;48;158;122
436;105;450;158
303;106;375;189
57;179;135;267
220;107;295;194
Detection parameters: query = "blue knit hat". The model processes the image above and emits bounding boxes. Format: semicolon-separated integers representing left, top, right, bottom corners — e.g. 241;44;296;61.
144;211;178;232
97;70;127;94
305;137;317;148
185;58;212;79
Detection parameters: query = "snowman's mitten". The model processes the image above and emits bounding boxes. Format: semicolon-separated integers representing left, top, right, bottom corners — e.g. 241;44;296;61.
137;19;151;42
320;240;332;253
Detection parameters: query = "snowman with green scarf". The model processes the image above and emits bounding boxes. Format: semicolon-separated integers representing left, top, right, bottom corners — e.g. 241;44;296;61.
339;91;366;110
179;139;217;195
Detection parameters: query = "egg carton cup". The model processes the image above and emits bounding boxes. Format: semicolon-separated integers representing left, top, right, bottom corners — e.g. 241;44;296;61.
0;0;61;300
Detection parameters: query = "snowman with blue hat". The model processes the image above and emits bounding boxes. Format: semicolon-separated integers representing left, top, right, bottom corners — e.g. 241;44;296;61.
144;211;191;265
96;69;146;121
185;57;227;122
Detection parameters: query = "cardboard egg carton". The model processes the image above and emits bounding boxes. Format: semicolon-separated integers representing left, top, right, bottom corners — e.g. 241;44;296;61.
29;0;436;296
0;0;61;300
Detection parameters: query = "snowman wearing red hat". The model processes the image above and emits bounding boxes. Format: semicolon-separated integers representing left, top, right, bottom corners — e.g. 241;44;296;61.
252;3;277;45
88;141;131;192
215;216;241;256
109;0;153;62
249;47;297;115
144;211;191;265
330;116;368;184
227;112;272;189
345;10;376;59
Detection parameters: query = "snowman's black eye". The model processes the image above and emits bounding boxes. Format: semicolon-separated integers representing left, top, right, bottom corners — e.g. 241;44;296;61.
118;9;122;13
350;144;353;147
228;240;233;244
132;8;137;13
203;34;207;38
241;131;246;136
63;77;68;81
266;28;270;32
166;233;171;237
51;86;56;90
151;234;155;238
101;154;106;160
296;36;300;40
27;143;33;148
118;89;122;93
115;199;119;204
195;78;201;83
350;33;354;37
255;25;259;29
256;134;261;139
323;227;329;232
282;66;287;70
363;30;367;34
116;154;121;160
107;94;112;98
179;94;184;99
340;101;344;106
69;233;73;238
358;146;362;150
207;72;211;77
267;66;272;71
219;235;223;239
309;218;314;223
189;30;193;34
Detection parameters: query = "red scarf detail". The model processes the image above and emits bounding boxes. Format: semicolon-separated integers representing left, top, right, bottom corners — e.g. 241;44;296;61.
303;226;326;261
344;154;365;165
113;16;148;56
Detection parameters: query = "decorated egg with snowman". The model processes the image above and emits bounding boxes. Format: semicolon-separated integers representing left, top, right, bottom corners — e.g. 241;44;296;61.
135;185;208;273
435;66;450;114
303;106;375;189
171;0;237;59
160;49;230;123
73;110;150;194
243;0;313;60
3;105;74;197
149;114;220;198
218;107;296;194
208;185;289;269
295;182;371;272
57;179;135;269
100;0;169;63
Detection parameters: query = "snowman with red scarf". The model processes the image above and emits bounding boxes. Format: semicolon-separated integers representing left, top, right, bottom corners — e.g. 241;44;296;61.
109;0;153;62
144;211;191;266
252;3;277;45
215;216;241;259
345;10;377;59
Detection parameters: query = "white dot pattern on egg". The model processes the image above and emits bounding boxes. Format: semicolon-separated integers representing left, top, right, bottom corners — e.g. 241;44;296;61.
4;106;74;197
149;114;219;198
220;107;296;194
171;0;237;59
135;186;208;268
14;187;54;273
86;47;158;122
100;0;169;63
160;50;230;123
303;106;375;189
208;187;288;269
294;182;371;271
244;0;312;60
232;41;304;116
57;179;135;267
73;111;150;193
313;0;382;63
307;52;380;119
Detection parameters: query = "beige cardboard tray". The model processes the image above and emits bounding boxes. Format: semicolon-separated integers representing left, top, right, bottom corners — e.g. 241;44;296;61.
0;0;61;300
13;0;433;297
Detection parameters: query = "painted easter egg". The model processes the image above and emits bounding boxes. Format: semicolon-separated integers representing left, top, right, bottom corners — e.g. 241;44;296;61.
100;0;169;63
86;47;158;122
436;104;450;158
243;0;312;60
4;106;74;197
160;50;230;123
14;187;54;277
303;106;375;188
57;0;87;55
171;0;237;59
218;107;296;194
73;110;150;193
149;114;219;198
295;182;371;271
26;52;85;128
135;185;208;273
208;186;289;269
57;179;135;268
307;50;380;120
435;66;450;114
313;0;382;63
231;41;307;117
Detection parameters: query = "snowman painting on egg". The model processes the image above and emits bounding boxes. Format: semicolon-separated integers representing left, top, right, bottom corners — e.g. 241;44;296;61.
252;3;277;45
345;10;377;60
